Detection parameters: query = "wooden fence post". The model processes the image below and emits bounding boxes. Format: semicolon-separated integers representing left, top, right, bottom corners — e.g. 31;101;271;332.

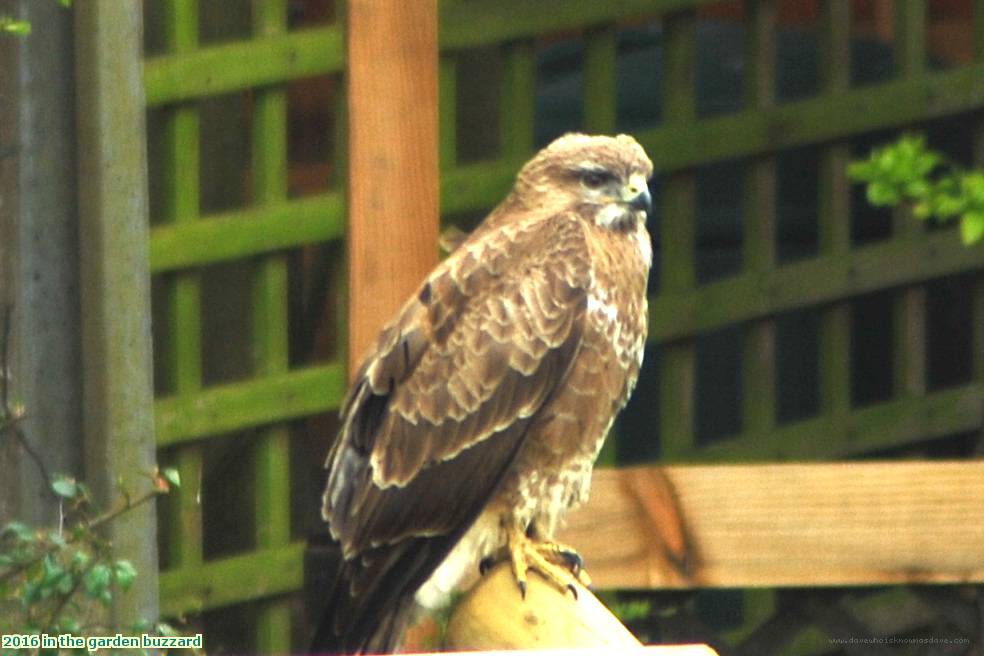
0;0;83;528
346;0;439;376
75;0;159;630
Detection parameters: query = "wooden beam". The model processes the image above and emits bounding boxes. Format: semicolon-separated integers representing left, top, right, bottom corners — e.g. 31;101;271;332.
445;563;642;650
442;566;716;655
74;0;158;629
346;0;439;378
561;462;984;589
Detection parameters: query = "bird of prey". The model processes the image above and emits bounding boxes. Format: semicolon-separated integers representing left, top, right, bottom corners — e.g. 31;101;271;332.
311;133;654;653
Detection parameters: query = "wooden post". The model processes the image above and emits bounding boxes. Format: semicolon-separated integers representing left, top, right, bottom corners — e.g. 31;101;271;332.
0;0;83;527
444;564;716;654
346;0;439;378
446;564;641;649
74;0;159;630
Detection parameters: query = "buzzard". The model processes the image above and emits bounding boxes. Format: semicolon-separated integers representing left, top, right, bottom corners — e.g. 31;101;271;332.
312;133;654;653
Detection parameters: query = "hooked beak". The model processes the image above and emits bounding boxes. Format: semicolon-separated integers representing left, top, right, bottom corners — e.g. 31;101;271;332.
622;173;652;215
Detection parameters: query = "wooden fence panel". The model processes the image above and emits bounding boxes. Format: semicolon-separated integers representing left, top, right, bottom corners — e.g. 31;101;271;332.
563;463;984;589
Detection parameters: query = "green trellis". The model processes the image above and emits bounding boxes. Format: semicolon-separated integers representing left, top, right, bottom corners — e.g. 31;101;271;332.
138;0;984;651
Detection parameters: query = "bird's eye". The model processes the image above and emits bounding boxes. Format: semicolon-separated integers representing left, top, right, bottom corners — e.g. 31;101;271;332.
581;171;608;189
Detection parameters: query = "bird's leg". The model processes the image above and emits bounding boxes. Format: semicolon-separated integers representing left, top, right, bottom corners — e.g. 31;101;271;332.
505;525;591;600
524;523;592;587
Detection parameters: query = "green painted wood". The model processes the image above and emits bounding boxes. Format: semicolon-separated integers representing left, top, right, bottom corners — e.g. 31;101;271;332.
439;55;458;169
741;0;777;438
975;0;984;61
636;61;984;171
894;1;926;78
145;0;722;107
817;144;852;424
893;286;927;398
439;0;718;51
819;1;850;91
440;62;984;217
743;0;775;111
817;1;852;427
666;383;984;463
154;363;346;446
500;41;535;160
144;26;344;106
250;0;293;649
891;2;928;404
75;0;159;630
648;228;984;344
737;3;779;633
583;25;617;134
160;543;305;616
658;10;696;459
160;0;205;574
440;157;522;215
149;193;345;272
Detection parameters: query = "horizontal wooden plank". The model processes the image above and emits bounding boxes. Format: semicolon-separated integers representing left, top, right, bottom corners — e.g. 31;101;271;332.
441;64;984;216
561;462;984;589
675;384;984;462
154;363;345;446
441;157;521;216
160;542;304;616
440;0;718;51
144;26;344;106
649;228;984;343
149;192;344;272
641;62;984;172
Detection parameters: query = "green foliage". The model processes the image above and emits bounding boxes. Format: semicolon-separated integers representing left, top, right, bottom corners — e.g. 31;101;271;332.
848;134;984;246
1;0;71;38
611;597;654;622
0;468;181;653
0;17;31;35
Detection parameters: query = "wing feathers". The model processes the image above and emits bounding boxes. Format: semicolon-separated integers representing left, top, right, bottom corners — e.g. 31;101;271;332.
317;213;592;652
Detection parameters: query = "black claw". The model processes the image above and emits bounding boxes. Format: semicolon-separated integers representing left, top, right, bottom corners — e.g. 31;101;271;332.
518;580;527;599
567;583;579;599
559;550;584;572
479;557;494;576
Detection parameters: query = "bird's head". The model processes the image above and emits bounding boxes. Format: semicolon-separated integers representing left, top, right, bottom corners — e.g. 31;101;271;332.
515;133;654;230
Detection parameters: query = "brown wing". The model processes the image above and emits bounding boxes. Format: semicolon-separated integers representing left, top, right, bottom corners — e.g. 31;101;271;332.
313;213;591;652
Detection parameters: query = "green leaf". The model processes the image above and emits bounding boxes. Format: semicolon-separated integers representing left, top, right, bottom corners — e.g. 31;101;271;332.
52;476;78;499
59;617;81;634
867;181;901;206
56;571;74;594
83;563;111;598
113;559;137;590
847;160;876;181
904;179;930;199
960;211;984;245
162;467;181;488
41;554;65;586
0;18;32;35
3;521;34;542
20;580;41;606
71;550;90;570
156;622;179;637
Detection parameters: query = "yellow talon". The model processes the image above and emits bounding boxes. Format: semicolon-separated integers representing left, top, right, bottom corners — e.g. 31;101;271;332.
505;527;591;598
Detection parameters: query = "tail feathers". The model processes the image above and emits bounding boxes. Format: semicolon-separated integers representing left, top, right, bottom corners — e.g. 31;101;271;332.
308;537;443;654
308;588;414;654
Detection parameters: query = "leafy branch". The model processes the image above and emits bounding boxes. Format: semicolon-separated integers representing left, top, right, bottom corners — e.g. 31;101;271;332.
848;133;984;245
0;468;180;647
